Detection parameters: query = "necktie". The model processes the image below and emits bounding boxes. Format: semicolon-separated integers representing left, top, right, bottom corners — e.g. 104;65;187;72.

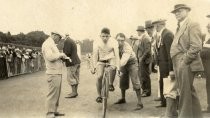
176;22;180;32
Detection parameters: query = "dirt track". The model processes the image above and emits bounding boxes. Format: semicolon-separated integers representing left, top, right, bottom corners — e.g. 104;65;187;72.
0;62;209;118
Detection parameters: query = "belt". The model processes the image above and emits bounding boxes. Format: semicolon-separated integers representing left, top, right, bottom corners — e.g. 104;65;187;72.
99;60;109;63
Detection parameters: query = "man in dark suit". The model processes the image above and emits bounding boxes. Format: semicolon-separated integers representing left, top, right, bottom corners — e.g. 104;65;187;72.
201;23;210;113
171;4;203;118
136;26;152;97
63;34;81;98
145;20;158;73
152;19;174;108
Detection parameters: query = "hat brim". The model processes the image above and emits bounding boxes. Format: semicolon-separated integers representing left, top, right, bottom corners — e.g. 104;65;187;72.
152;20;167;25
136;29;145;32
171;7;191;13
52;32;62;37
145;26;154;29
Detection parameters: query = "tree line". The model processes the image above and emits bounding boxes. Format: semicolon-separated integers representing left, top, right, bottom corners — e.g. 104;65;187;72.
0;31;94;54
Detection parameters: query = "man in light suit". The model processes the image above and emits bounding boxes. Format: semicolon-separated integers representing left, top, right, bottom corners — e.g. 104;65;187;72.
171;4;204;118
42;32;66;118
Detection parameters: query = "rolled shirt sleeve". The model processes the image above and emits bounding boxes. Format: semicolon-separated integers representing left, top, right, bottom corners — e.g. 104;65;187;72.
120;43;133;67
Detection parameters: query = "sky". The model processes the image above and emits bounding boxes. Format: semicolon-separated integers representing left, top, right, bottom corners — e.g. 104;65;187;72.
0;0;209;40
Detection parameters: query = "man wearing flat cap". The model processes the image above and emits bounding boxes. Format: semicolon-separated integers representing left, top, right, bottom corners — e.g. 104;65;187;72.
153;19;175;110
42;32;66;118
171;4;203;118
135;26;152;97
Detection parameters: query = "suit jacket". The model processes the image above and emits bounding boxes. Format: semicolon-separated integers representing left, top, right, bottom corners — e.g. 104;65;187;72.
137;34;152;64
157;28;174;78
63;38;81;67
170;18;204;72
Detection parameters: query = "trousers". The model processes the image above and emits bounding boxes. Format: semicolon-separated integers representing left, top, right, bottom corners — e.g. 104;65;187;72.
139;62;151;95
172;54;202;118
46;74;62;113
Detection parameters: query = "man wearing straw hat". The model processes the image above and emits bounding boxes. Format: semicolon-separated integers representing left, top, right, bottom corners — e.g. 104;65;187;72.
170;4;203;118
42;32;66;118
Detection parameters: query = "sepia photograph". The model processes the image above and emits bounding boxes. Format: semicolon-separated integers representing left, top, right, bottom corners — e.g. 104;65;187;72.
0;0;210;118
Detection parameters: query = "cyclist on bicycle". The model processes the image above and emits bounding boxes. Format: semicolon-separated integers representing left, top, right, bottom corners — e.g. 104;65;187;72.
92;27;120;103
114;33;143;110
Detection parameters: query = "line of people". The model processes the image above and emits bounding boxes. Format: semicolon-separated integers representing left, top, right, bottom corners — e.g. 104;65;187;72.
42;3;210;118
0;45;45;79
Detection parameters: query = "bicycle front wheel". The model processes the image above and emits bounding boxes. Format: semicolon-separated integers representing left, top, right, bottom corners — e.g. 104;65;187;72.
102;98;107;118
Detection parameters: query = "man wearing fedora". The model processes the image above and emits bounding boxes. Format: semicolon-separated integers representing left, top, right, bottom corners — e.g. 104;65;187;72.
201;22;210;113
42;32;66;118
145;20;158;74
152;19;174;108
170;4;203;118
136;26;152;97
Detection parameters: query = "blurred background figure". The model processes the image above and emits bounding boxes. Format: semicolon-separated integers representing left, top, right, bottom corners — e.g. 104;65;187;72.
145;20;158;74
0;46;8;79
201;22;210;113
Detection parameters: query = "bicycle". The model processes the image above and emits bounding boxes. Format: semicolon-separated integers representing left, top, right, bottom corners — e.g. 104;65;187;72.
92;62;113;118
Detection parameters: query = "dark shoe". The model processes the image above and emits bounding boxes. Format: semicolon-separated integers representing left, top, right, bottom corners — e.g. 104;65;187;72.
134;104;144;110
141;93;150;97
54;112;65;116
65;93;78;98
109;85;115;92
156;104;166;108
152;69;158;73
46;112;55;118
154;97;161;101
96;97;102;103
115;99;126;104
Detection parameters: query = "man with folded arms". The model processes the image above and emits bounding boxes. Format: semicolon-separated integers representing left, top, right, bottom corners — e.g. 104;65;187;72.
42;32;66;118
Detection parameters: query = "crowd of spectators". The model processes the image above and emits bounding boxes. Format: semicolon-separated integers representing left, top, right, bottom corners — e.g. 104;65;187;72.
0;44;45;79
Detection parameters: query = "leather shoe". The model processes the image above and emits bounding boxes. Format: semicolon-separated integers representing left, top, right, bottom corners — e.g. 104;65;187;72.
141;93;150;97
54;112;65;116
46;112;55;118
65;93;78;98
156;104;166;108
134;104;143;110
114;99;126;104
154;97;161;101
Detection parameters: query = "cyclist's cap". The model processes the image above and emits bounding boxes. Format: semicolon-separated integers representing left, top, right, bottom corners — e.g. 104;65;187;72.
101;28;110;35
